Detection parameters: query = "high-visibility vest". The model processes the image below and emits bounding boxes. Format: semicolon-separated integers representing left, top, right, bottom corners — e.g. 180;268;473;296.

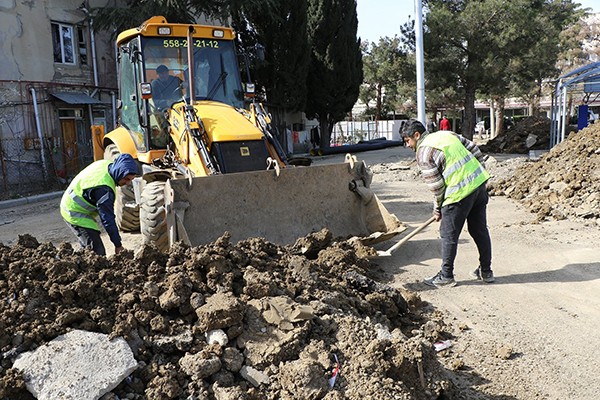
419;132;489;206
60;160;116;230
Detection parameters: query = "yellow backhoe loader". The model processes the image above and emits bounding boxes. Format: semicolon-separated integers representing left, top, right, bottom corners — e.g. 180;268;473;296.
93;16;403;251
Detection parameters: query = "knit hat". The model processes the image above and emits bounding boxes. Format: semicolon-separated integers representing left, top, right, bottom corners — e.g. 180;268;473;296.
108;153;139;183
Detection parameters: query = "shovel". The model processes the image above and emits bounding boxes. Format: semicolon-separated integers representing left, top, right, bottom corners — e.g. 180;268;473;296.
373;216;437;258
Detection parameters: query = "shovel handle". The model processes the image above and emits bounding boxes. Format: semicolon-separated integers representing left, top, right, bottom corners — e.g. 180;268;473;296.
384;216;437;255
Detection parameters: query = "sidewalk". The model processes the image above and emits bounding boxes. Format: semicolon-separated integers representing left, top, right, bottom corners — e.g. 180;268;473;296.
0;191;63;210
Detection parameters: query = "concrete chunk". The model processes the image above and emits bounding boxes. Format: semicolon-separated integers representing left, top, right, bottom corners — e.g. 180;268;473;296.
240;365;269;387
12;330;138;400
263;296;314;330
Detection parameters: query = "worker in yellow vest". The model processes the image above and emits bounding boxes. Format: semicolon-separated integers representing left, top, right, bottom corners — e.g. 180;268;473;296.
61;154;139;255
400;119;494;288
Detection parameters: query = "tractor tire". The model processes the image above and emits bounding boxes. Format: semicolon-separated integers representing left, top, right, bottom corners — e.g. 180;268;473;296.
140;180;170;252
104;144;140;232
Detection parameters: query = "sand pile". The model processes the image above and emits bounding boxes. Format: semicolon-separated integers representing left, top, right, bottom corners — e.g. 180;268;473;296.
0;232;456;399
488;124;600;222
480;116;551;154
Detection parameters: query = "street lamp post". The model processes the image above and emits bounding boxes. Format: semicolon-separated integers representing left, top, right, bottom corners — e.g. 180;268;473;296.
415;0;426;125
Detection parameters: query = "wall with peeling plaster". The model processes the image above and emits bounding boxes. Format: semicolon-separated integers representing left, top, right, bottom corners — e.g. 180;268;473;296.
0;0;116;85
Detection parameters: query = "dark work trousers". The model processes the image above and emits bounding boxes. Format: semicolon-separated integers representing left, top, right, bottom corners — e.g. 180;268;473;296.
66;222;106;256
440;184;492;278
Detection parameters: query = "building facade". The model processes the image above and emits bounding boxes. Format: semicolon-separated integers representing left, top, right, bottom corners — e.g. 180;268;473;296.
0;0;118;198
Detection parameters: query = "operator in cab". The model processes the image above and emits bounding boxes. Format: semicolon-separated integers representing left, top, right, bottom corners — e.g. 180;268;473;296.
151;64;183;110
60;154;139;255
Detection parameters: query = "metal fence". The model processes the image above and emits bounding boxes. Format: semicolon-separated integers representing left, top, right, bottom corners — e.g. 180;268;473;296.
0;80;103;200
332;119;404;145
0;137;66;200
1;82;63;200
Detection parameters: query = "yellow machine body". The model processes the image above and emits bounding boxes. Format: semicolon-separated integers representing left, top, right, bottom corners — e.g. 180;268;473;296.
95;16;403;249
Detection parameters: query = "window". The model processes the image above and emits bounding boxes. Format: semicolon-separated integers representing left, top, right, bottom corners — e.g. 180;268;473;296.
142;37;244;109
119;41;147;152
51;22;75;64
77;26;88;65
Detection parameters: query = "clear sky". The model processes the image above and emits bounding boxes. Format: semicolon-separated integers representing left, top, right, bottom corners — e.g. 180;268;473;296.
356;0;600;44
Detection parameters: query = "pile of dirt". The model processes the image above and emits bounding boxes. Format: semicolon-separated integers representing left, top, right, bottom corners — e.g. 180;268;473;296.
480;116;551;154
488;124;600;222
0;232;457;399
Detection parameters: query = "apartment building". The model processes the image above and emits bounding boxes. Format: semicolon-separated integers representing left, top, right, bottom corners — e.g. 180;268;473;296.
0;1;118;197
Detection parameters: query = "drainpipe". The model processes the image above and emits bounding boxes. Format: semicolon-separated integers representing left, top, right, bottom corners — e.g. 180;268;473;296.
90;19;99;87
88;103;94;127
29;87;49;182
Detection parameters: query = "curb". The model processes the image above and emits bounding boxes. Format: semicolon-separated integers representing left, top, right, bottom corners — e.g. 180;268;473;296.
0;191;63;210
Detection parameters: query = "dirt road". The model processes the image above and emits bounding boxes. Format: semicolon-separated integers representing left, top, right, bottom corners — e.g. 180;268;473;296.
1;146;598;399
361;148;600;399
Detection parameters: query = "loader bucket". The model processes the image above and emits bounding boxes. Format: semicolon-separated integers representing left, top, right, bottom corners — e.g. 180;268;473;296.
164;157;405;247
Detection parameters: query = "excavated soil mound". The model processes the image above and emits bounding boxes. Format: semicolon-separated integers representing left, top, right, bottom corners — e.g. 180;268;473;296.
488;124;600;222
0;232;456;399
480;116;551;154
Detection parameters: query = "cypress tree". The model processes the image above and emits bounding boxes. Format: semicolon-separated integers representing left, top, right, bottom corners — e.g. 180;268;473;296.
237;0;310;111
306;0;363;148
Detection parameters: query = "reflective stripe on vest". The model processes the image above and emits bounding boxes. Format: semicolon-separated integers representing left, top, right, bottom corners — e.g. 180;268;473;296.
420;132;489;206
60;204;97;222
66;188;96;211
60;160;116;230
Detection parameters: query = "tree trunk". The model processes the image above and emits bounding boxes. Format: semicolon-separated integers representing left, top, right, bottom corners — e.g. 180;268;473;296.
319;115;332;149
429;107;438;131
494;97;505;137
528;101;534;117
463;86;476;140
530;82;542;117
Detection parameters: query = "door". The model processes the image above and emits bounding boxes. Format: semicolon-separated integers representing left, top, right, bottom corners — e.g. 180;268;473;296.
61;119;79;176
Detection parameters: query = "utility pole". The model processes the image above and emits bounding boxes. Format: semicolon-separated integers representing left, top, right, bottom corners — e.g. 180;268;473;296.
415;0;426;125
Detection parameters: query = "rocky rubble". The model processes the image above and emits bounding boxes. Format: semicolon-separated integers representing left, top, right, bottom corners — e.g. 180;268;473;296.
480;116;552;154
0;232;457;399
488;123;600;222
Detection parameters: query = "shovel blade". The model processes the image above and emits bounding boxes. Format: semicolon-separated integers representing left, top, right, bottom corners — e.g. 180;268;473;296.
166;161;405;246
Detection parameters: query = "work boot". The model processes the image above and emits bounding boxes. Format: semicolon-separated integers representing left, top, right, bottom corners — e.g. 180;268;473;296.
424;272;456;288
470;267;495;283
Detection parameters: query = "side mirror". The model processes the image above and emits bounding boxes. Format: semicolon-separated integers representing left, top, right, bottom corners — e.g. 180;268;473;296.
244;83;255;99
140;82;152;100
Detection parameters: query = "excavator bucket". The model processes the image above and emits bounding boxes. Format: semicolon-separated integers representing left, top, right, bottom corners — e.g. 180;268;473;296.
164;156;405;247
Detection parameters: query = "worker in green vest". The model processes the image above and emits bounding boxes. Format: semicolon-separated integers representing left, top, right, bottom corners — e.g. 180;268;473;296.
400;119;494;288
60;154;139;255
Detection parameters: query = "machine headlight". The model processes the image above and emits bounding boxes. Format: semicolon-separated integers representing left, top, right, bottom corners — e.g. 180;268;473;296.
158;27;171;35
